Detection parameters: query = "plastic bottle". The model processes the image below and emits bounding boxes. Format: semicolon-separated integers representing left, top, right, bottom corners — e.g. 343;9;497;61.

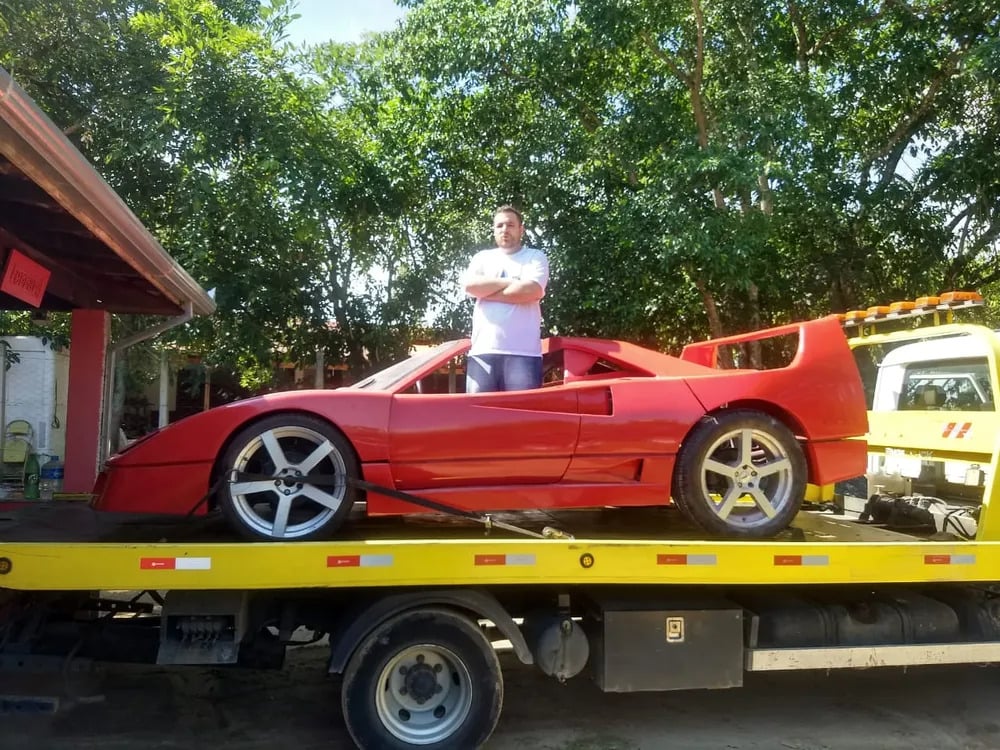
24;452;40;500
39;454;63;500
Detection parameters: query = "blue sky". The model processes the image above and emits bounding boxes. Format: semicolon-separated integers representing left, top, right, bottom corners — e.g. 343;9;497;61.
285;0;408;45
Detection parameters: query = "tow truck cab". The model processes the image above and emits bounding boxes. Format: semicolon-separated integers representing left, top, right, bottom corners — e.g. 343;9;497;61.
846;292;1000;538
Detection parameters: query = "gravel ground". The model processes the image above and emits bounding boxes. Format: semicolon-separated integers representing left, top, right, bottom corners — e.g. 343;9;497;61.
2;646;999;750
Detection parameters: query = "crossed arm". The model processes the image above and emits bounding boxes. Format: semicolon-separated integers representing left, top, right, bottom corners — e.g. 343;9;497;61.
464;277;544;304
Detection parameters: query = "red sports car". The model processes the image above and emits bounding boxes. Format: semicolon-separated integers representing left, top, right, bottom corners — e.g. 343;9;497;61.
92;315;867;541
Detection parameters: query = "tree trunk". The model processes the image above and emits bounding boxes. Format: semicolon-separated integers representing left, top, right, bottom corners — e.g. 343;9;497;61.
747;282;762;368
691;273;734;369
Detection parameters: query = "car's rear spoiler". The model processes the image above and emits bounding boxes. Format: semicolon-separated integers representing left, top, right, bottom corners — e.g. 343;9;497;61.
679;315;844;369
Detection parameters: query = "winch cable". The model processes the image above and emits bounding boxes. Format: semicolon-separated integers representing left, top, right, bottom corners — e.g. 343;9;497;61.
186;471;573;540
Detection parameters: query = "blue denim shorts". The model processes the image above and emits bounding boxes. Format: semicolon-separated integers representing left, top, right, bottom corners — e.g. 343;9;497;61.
466;354;543;393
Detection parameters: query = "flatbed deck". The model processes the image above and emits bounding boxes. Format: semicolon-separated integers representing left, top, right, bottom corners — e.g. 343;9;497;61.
0;502;993;591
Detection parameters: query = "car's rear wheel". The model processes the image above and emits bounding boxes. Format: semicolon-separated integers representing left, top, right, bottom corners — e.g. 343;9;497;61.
217;413;358;541
672;410;806;538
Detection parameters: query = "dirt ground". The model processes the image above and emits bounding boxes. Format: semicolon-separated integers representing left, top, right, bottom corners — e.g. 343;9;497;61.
2;646;999;750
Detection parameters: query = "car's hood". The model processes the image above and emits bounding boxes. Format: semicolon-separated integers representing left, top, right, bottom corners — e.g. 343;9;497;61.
106;388;394;467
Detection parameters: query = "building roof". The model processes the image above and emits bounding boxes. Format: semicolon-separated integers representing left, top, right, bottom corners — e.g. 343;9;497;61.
0;66;215;316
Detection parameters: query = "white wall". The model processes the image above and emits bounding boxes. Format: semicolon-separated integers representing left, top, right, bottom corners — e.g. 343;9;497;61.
0;336;69;461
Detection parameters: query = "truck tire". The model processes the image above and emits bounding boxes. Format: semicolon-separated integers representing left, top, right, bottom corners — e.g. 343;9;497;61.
341;607;503;750
218;413;358;541
673;410;806;538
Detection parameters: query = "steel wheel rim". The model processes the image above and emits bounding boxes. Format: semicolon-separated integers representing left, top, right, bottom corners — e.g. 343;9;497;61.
228;425;347;539
375;644;473;745
698;426;795;529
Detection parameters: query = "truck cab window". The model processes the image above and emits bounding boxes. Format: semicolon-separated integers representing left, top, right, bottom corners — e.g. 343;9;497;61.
898;358;993;411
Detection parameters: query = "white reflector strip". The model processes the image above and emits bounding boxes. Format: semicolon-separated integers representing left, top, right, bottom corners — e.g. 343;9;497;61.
361;554;394;567
174;557;212;570
802;555;829;566
140;557;212;570
326;554;395;568
774;554;829;566
657;554;718;566
474;553;536;566
504;554;536;566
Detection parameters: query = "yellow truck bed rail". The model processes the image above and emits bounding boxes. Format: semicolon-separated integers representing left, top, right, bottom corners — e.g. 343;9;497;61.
1;509;997;591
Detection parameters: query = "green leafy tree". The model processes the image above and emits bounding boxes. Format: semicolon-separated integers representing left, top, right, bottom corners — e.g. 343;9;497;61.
387;0;1000;356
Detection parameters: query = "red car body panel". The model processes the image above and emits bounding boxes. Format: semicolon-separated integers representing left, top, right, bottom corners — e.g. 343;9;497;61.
92;315;868;520
679;315;868;441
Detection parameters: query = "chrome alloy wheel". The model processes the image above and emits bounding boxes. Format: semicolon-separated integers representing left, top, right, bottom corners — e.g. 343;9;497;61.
699;425;796;529
227;424;349;539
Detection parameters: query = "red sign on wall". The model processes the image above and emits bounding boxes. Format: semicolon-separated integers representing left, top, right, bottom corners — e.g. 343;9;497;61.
1;248;51;307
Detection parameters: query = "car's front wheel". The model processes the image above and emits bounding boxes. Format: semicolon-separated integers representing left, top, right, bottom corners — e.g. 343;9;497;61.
217;413;358;541
672;410;806;538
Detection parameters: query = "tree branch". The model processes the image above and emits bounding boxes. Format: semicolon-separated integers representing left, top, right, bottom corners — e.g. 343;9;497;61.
497;61;602;133
688;269;734;368
320;217;353;338
639;24;719;197
862;52;960;175
638;30;691;87
787;0;810;73
809;0;916;58
864;137;910;199
758;172;774;215
952;219;1000;287
688;0;724;208
945;205;972;236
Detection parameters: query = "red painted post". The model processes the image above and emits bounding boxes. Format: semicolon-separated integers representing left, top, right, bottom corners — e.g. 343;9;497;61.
63;309;109;494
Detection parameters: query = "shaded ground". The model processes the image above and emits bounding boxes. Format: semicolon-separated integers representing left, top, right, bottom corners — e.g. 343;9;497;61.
2;647;999;750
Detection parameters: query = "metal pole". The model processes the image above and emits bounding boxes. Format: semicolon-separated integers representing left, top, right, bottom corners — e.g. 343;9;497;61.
158;348;169;428
102;301;193;465
315;346;325;389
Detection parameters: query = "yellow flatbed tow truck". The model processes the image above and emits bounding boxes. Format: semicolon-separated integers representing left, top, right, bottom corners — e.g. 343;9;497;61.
5;502;1000;749
5;295;1000;750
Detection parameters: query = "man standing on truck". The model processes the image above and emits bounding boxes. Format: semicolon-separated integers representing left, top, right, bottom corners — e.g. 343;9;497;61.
462;205;549;392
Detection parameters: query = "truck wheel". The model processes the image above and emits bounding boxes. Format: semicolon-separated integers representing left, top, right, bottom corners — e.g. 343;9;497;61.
672;410;806;538
218;413;358;541
341;608;503;750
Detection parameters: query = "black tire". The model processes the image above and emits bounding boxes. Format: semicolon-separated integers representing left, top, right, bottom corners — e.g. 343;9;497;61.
672;410;806;538
341;608;503;750
217;413;358;541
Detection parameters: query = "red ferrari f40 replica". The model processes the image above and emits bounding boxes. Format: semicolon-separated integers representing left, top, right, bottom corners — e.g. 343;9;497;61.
92;315;867;541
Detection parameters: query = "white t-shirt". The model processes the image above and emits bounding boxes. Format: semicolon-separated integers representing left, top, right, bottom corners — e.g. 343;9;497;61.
463;246;549;357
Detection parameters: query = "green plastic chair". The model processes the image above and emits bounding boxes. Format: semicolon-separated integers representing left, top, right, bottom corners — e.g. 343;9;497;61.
2;419;34;487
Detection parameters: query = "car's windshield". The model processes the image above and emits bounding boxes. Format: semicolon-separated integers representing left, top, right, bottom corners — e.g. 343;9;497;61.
348;341;461;392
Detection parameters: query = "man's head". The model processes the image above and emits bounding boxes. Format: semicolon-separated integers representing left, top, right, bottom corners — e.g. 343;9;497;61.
493;205;524;253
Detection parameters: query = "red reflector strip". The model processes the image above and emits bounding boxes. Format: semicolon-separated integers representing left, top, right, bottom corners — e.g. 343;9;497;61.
327;555;360;567
139;557;211;570
474;554;536;566
326;554;394;568
774;555;829;566
924;554;976;565
656;554;717;566
942;422;957;438
141;557;175;570
956;422;973;438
